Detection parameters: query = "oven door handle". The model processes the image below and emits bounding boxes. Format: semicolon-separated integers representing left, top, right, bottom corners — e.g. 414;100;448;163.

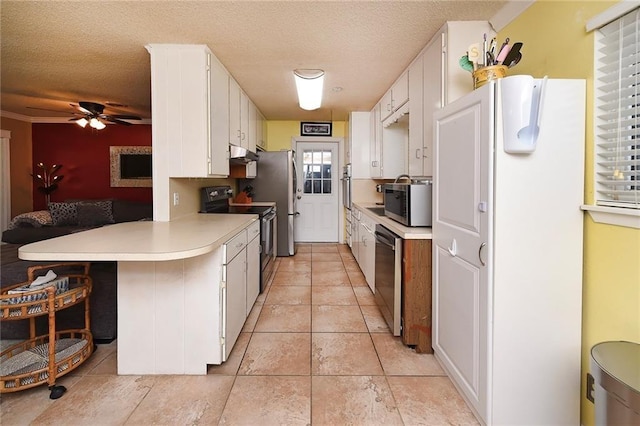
374;231;396;250
262;211;277;222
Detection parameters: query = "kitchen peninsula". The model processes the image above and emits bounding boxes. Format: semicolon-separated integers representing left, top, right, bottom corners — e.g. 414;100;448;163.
19;213;259;375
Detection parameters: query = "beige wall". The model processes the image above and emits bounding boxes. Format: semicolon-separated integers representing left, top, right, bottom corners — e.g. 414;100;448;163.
500;2;639;424
1;117;33;216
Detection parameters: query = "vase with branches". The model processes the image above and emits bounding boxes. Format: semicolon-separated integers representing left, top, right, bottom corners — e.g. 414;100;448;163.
32;162;64;205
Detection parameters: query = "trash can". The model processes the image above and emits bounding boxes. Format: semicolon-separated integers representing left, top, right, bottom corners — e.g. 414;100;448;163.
590;341;640;425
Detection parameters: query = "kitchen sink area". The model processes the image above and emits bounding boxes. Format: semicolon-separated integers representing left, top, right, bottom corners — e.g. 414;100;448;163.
366;206;385;216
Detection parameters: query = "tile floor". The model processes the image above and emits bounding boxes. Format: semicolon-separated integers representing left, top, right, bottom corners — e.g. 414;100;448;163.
0;243;478;425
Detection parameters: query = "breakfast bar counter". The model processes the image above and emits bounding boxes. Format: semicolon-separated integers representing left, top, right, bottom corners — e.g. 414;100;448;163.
19;214;256;262
19;214;259;375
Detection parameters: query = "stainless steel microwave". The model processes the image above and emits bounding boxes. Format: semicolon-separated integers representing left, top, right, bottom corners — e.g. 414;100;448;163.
383;182;432;227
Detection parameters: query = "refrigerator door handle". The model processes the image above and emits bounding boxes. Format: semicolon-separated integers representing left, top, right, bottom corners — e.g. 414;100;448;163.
479;242;486;266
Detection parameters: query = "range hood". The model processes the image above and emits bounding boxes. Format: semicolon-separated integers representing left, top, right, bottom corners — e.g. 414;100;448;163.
229;144;259;163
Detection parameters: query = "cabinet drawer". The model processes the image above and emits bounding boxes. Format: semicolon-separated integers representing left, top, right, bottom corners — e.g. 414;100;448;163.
224;230;247;262
247;220;260;241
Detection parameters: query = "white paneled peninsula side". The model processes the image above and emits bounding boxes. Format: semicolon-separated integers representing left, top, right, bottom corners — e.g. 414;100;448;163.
19;214;259;375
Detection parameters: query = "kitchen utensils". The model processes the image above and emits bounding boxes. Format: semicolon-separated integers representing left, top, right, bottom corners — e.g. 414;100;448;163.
507;52;522;68
459;55;474;72
501;42;522;68
460;36;523;89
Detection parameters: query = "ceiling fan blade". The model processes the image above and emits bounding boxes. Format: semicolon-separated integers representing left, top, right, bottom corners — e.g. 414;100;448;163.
103;116;133;126
107;114;142;120
78;101;104;115
27;106;77;114
72;103;92;115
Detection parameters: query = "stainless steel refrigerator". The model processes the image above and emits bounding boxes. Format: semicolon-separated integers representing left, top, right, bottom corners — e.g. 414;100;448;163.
241;150;297;256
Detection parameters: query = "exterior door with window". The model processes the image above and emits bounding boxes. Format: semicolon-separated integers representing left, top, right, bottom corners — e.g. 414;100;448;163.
295;142;339;242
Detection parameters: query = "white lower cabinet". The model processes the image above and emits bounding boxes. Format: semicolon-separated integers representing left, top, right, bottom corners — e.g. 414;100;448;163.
351;207;375;292
222;228;247;361
351;207;361;263
221;219;260;360
359;214;376;293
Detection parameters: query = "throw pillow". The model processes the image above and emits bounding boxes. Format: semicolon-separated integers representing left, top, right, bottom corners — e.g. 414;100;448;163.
78;200;114;224
76;203;113;227
7;210;53;229
48;202;78;226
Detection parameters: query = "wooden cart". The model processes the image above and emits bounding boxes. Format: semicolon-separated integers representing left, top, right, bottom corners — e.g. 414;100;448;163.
0;262;94;399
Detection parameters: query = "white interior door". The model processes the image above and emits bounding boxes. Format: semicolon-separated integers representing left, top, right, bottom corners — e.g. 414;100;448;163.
295;141;339;242
432;86;491;421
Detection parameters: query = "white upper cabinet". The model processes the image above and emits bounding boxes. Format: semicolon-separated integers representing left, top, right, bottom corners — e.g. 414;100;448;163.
248;99;257;152
146;44;229;178
380;71;409;122
348;112;371;179
240;90;249;148
407;21;493;178
257;110;266;150
440;21;494;105
370;103;382;177
230;80;259;152
408;53;425;177
369;101;406;179
229;77;241;147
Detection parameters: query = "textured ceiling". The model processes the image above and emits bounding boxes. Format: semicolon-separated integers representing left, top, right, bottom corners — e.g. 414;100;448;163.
1;1;507;122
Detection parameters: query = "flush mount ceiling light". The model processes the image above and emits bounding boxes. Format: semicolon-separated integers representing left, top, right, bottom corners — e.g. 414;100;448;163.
75;117;89;128
293;69;325;110
75;116;106;130
74;116;106;130
89;117;106;130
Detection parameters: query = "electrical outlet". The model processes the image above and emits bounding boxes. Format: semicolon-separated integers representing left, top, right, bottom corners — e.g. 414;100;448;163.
586;372;595;403
173;192;180;206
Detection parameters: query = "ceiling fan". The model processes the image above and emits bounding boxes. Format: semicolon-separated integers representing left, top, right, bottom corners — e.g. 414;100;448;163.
28;101;142;129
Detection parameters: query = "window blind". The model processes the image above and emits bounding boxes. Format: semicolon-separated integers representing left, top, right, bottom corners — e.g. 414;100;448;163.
594;7;639;209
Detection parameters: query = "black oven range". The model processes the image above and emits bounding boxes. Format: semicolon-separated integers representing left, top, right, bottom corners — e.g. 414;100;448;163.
200;186;277;293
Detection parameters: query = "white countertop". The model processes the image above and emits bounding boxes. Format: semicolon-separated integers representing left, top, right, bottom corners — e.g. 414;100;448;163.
230;201;276;208
19;214;258;262
352;202;432;240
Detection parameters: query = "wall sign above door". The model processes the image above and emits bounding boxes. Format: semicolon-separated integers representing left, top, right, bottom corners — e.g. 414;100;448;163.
300;122;332;137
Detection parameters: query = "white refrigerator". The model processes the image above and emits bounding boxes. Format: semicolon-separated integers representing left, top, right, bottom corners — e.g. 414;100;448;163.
432;76;585;425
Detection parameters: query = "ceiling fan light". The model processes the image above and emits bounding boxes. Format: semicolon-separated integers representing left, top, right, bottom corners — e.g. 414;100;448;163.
75;117;88;128
294;69;324;111
90;117;106;130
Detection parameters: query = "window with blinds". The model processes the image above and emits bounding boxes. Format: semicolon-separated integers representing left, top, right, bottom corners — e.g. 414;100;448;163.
594;7;639;209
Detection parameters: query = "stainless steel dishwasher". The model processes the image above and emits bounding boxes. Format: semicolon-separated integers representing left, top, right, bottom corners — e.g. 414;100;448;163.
374;224;402;336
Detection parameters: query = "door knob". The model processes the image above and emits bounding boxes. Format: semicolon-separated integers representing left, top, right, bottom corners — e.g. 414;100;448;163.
297;195;301;199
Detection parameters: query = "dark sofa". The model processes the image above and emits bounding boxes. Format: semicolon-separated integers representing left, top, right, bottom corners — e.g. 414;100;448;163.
1;199;152;342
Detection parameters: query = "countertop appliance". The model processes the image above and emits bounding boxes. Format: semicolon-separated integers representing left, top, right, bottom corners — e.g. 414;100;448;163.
240;150;297;256
374;224;402;336
432;76;585;424
383;181;432;227
200;185;277;292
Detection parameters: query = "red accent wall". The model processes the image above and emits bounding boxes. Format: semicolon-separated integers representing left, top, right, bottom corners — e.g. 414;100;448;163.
32;123;153;210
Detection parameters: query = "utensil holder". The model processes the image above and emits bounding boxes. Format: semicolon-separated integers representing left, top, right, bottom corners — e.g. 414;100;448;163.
473;65;507;89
